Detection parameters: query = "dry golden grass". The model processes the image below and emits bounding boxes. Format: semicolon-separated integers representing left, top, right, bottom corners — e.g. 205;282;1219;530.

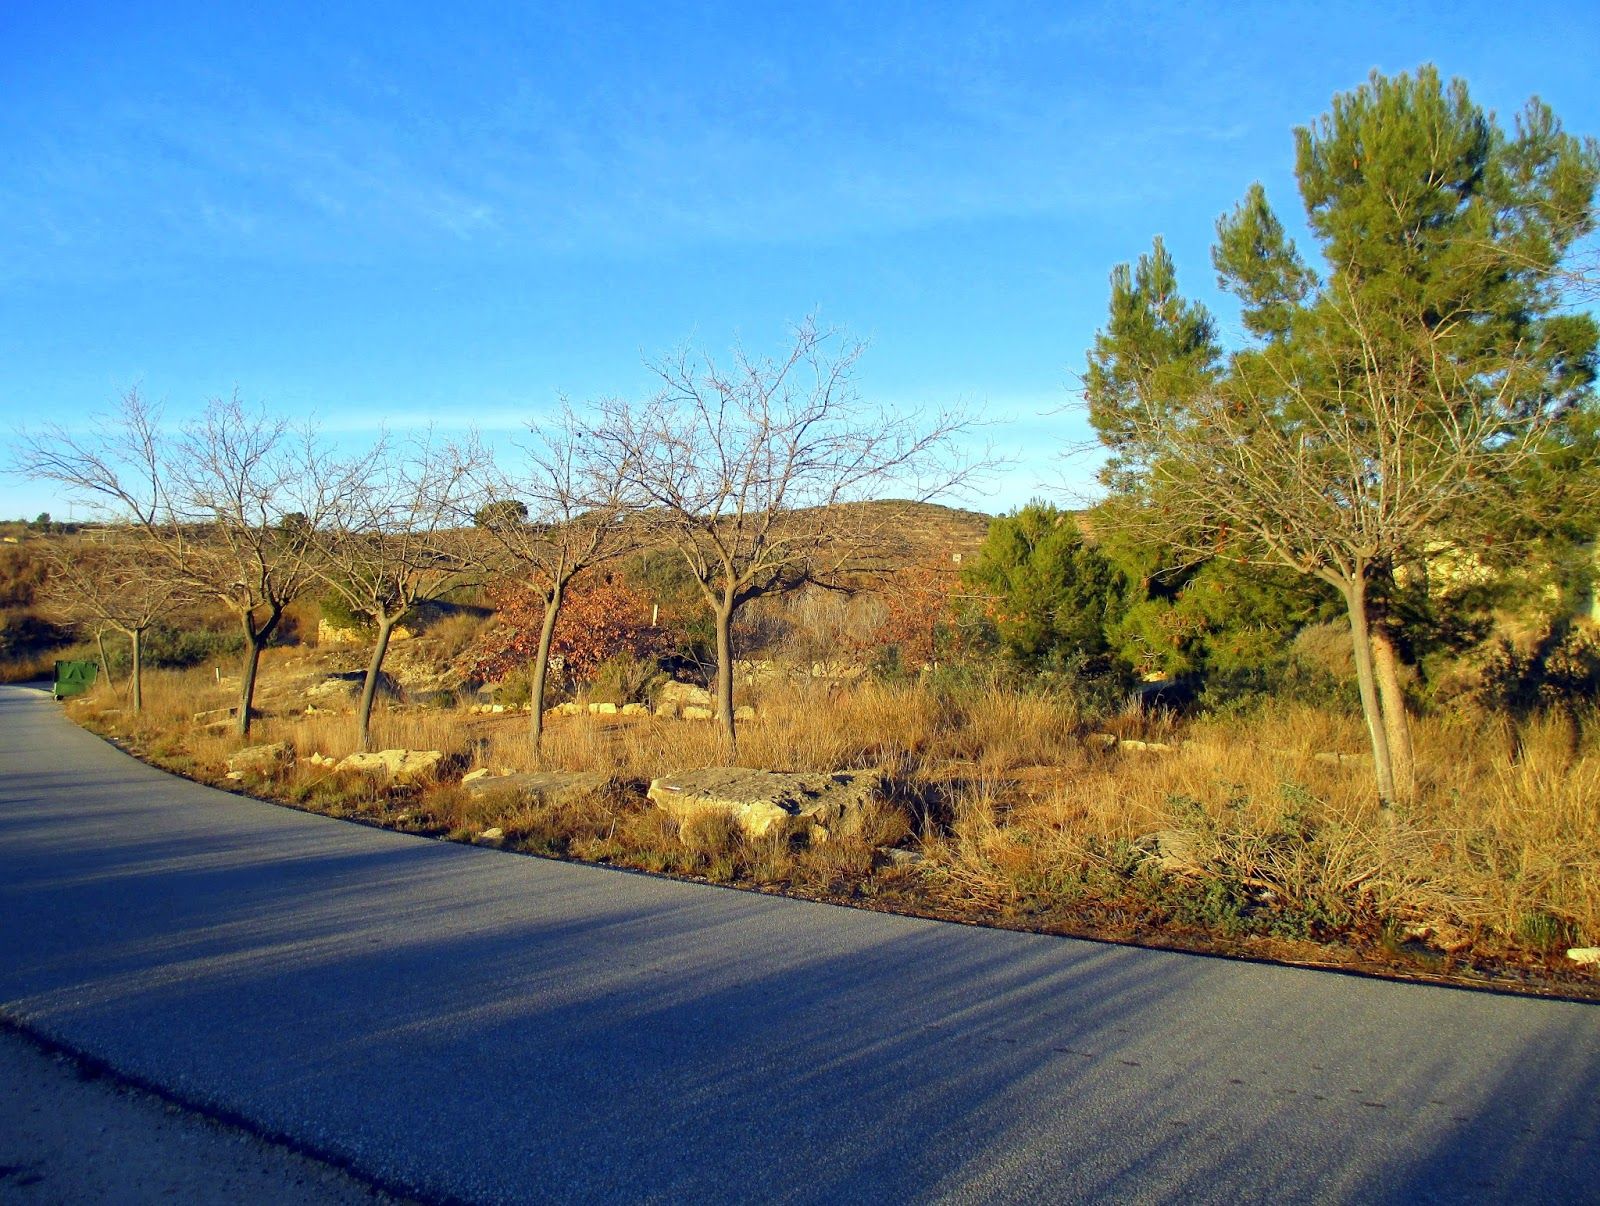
63;658;1600;977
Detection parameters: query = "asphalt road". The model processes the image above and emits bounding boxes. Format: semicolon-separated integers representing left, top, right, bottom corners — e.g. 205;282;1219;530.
0;1023;406;1204
2;683;1597;1204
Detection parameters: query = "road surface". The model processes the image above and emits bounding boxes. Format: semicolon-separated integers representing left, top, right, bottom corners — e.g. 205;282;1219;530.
1;683;1596;1203
0;1023;406;1204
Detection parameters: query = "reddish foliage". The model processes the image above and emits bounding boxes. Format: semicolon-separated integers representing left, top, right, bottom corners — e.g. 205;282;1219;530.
474;575;672;685
861;558;964;667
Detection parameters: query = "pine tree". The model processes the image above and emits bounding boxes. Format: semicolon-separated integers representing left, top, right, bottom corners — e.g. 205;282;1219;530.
1085;65;1600;809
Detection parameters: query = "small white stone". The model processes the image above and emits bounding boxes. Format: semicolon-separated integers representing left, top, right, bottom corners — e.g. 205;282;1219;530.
1567;947;1600;965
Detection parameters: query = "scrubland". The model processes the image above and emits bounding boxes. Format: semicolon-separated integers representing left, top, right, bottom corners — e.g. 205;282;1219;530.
61;651;1600;997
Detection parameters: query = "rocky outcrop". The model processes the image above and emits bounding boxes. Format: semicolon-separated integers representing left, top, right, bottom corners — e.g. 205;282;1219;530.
317;618;416;646
654;681;712;718
1136;829;1207;875
648;768;883;839
226;742;293;776
460;770;609;806
335;749;443;782
303;671;403;706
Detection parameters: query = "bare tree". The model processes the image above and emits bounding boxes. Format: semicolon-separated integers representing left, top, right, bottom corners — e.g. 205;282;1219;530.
164;397;335;736
588;317;979;751
16;390;333;737
463;406;639;753
14;389;184;706
36;532;183;712
313;437;477;751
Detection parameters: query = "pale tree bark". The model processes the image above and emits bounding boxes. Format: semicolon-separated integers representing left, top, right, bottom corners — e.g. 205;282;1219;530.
713;595;736;752
30;525;178;716
1337;576;1397;813
128;626;143;714
1082;279;1600;810
1370;625;1416;806
95;629;115;693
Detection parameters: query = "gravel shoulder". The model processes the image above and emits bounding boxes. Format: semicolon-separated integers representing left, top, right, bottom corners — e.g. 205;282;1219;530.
0;1024;409;1205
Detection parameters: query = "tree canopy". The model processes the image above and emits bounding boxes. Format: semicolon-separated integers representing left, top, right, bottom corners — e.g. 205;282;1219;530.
1084;65;1600;807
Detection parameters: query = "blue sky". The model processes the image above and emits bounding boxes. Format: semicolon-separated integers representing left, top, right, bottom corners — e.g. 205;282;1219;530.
3;0;1597;518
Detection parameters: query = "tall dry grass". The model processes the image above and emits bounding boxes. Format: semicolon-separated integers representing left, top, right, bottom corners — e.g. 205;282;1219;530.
64;658;1600;964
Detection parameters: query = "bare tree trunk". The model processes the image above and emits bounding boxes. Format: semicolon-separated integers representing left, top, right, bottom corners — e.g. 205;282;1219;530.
714;598;736;755
1370;626;1415;805
357;614;398;753
235;606;281;739
129;626;143;714
95;629;115;693
529;580;564;755
237;637;264;739
1340;579;1396;814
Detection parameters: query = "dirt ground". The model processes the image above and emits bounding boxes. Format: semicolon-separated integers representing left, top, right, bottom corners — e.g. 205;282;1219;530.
0;1026;414;1205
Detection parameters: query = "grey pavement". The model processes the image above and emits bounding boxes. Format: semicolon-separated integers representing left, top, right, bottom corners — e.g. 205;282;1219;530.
1;683;1596;1204
0;1024;407;1204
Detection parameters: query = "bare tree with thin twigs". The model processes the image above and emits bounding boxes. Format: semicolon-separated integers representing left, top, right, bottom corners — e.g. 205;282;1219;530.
36;532;184;712
587;317;983;751
313;436;478;751
16;390;335;737
461;406;639;753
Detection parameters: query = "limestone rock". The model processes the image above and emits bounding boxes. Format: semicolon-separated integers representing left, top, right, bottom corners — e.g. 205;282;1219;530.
461;770;608;807
192;706;237;726
1120;739;1177;754
649;768;883;839
335;748;444;782
226;742;293;775
876;847;925;869
734;705;756;722
317;618;364;646
1314;751;1371;766
621;702;649;716
461;767;494;784
655;681;712;718
682;705;714;721
1568;947;1600;966
1137;829;1206;875
304;752;337;768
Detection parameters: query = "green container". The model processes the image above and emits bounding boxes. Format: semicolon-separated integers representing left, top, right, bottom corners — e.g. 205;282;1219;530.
53;659;99;699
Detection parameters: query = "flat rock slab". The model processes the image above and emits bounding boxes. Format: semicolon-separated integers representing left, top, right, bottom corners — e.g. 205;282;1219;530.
460;770;608;805
334;749;443;782
226;742;293;774
649;767;882;838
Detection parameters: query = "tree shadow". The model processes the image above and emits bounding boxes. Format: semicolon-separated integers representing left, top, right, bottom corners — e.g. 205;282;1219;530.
4;683;1599;1203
